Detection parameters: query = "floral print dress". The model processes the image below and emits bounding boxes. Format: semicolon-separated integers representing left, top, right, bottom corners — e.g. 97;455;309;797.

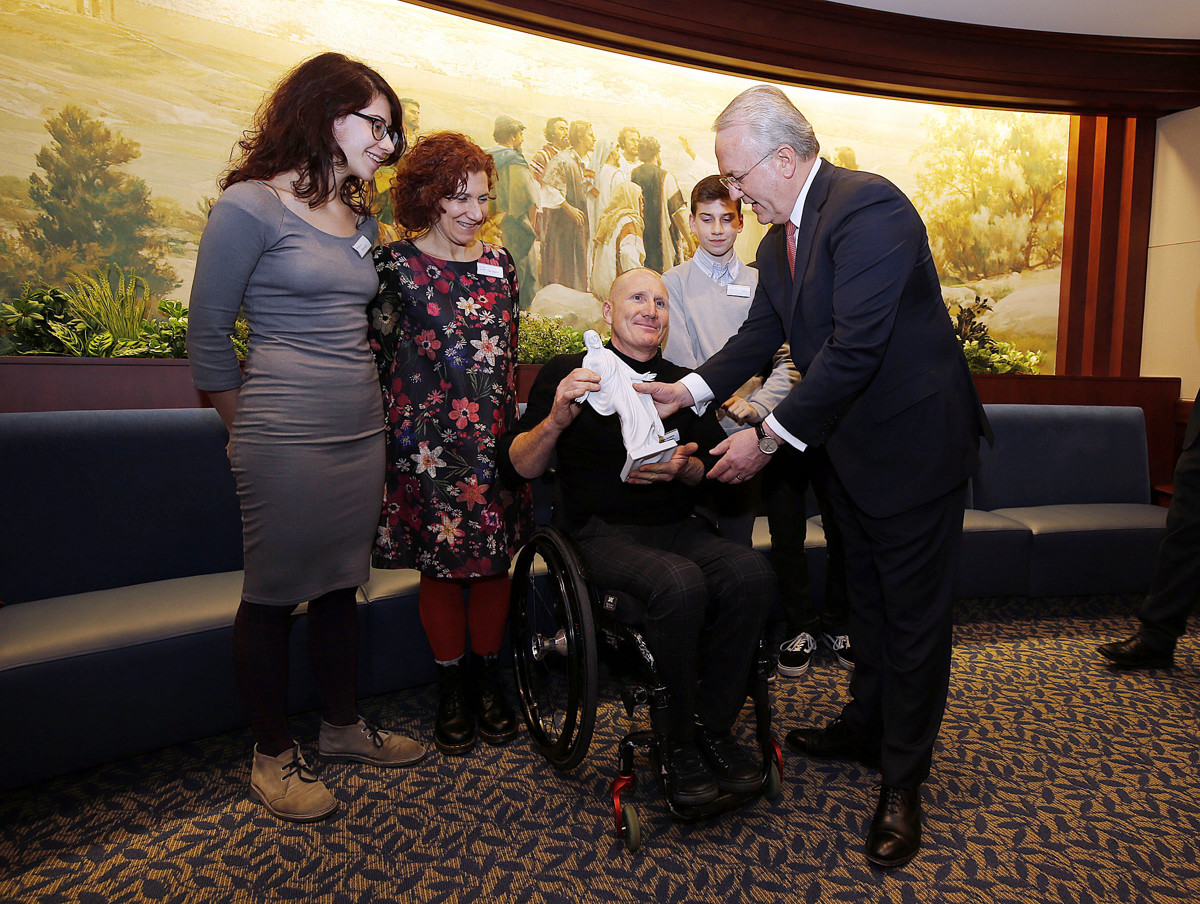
368;239;533;579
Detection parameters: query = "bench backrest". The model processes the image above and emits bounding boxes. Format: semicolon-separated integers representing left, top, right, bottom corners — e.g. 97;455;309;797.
0;408;243;605
971;404;1151;511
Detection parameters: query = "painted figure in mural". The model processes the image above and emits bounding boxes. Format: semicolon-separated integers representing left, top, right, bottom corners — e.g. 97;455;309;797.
367;131;534;760
498;267;774;810
632;135;693;274
487;114;539;302
529;115;568;185
187;52;425;825
592;137;628;231
580;327;677;481
399;97;420;147
638;83;989;869
834;146;859;170
616;125;641;179
540;120;595;292
590;180;645;304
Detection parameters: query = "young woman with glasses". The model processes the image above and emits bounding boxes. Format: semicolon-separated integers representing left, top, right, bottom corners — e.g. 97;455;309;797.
188;52;424;823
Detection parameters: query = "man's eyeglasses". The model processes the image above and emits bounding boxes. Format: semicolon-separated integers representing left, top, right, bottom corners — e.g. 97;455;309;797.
719;149;776;190
349;111;402;151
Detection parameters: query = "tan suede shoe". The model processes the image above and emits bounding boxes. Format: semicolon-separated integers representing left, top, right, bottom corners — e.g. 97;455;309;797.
249;744;338;823
318;717;427;767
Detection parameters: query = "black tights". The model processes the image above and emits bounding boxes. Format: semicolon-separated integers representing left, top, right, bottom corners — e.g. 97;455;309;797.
231;587;359;757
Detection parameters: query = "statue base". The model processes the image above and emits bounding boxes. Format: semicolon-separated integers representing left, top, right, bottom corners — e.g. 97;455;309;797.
620;438;679;483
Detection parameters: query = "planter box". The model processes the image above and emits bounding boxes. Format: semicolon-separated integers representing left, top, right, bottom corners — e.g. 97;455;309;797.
515;363;542;404
0;356;208;413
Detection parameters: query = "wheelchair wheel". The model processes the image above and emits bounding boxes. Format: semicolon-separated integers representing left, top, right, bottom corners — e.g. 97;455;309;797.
764;762;782;801
510;526;598;771
619;803;641;852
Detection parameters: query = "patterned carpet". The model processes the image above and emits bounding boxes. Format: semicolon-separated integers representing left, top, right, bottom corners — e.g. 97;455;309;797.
2;595;1198;904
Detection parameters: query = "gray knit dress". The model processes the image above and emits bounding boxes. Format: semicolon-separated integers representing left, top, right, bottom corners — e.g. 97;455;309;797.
187;181;385;606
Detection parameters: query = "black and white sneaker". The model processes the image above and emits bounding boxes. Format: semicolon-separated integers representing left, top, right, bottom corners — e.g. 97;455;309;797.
777;632;817;677
821;631;854;670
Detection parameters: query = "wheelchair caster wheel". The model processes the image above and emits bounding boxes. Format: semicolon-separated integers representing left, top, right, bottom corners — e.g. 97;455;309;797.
764;762;782;801
619;803;641;852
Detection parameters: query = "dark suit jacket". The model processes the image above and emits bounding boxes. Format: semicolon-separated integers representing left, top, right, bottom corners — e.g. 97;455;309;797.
696;160;988;519
1184;399;1200;451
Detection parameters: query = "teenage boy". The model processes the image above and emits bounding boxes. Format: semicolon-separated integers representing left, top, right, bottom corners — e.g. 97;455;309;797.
663;176;851;679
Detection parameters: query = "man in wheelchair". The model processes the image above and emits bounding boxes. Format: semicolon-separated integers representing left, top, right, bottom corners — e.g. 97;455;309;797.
497;268;775;809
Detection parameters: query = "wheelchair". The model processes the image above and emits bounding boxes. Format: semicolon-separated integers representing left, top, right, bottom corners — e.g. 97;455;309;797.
508;522;783;852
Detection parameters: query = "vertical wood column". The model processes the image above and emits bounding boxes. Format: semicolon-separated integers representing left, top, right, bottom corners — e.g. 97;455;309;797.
1057;115;1156;376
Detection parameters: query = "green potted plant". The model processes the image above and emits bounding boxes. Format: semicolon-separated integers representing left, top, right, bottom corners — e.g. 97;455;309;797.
0;265;247;413
515;311;587;401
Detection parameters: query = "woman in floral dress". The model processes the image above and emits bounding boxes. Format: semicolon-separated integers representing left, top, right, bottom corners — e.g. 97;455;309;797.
368;132;533;755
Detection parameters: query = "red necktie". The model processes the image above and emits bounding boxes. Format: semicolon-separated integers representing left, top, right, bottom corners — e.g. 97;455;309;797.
786;220;797;277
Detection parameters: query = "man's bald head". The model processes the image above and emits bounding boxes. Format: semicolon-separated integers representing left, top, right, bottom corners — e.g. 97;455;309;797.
604;268;669;362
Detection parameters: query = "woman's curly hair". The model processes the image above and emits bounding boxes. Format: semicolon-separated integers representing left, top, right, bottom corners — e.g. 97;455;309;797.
390;132;496;236
222;52;405;218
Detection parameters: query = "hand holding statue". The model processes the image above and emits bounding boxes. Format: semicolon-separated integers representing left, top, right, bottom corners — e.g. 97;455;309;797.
580;330;678;481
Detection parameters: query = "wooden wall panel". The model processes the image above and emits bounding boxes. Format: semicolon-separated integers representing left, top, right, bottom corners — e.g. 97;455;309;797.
1057;116;1156;378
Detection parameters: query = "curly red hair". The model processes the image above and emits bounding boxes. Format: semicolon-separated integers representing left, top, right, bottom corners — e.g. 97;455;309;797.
391;132;497;235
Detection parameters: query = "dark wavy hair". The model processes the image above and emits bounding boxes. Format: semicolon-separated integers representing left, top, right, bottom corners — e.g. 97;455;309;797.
690;174;741;217
221;52;404;217
390;132;496;236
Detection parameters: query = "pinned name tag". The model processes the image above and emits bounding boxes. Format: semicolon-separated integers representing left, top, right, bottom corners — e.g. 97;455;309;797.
352;235;372;258
477;262;504;278
726;283;752;297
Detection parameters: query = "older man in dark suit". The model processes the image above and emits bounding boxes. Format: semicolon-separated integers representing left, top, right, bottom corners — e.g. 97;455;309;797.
640;84;989;868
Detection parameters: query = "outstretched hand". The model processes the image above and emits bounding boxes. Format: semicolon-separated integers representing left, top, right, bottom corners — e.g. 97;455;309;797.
627;442;701;486
634;380;694;420
706;428;771;484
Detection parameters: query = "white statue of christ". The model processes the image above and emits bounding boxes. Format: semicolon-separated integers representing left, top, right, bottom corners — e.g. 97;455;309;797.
580;329;678;481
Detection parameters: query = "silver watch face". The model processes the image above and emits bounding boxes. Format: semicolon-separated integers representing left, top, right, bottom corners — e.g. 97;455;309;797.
757;433;779;454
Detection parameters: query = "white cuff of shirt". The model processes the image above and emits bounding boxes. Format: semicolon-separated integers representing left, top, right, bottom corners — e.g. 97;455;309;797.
679;372;714;415
764;413;807;452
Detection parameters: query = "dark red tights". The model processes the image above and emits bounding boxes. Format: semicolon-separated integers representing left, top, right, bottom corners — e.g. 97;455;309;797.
232;587;359;757
418;573;511;662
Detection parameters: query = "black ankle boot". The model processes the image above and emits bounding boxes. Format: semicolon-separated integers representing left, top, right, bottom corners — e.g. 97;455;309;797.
434;662;476;755
474;653;518;745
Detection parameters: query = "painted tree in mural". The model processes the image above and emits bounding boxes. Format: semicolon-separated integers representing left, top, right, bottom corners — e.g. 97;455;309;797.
21;104;177;297
914;110;1066;283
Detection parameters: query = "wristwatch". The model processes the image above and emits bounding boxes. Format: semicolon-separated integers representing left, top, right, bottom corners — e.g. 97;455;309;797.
754;422;779;455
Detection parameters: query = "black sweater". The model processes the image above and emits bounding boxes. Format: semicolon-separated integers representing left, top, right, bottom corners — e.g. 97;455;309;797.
497;345;727;528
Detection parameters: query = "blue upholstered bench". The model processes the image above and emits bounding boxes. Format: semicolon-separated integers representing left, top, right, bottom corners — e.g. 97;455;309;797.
0;409;427;791
0;402;1168;789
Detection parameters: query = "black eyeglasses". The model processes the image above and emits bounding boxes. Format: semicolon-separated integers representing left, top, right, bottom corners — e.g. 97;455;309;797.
719;149;776;190
349;111;402;151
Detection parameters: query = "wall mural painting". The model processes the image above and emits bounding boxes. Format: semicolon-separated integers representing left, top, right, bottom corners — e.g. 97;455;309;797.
0;0;1068;372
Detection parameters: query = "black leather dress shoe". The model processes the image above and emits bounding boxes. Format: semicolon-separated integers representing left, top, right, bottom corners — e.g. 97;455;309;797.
1097;635;1174;669
696;730;760;794
663;741;720;807
866;784;921;868
785;717;881;768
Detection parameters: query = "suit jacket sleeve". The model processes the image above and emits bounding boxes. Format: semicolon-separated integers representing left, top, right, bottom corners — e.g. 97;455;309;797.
771;179;928;445
692;262;789;404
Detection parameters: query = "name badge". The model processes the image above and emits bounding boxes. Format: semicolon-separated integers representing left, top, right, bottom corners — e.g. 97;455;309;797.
352;235;372;258
477;262;504;278
726;283;752;298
